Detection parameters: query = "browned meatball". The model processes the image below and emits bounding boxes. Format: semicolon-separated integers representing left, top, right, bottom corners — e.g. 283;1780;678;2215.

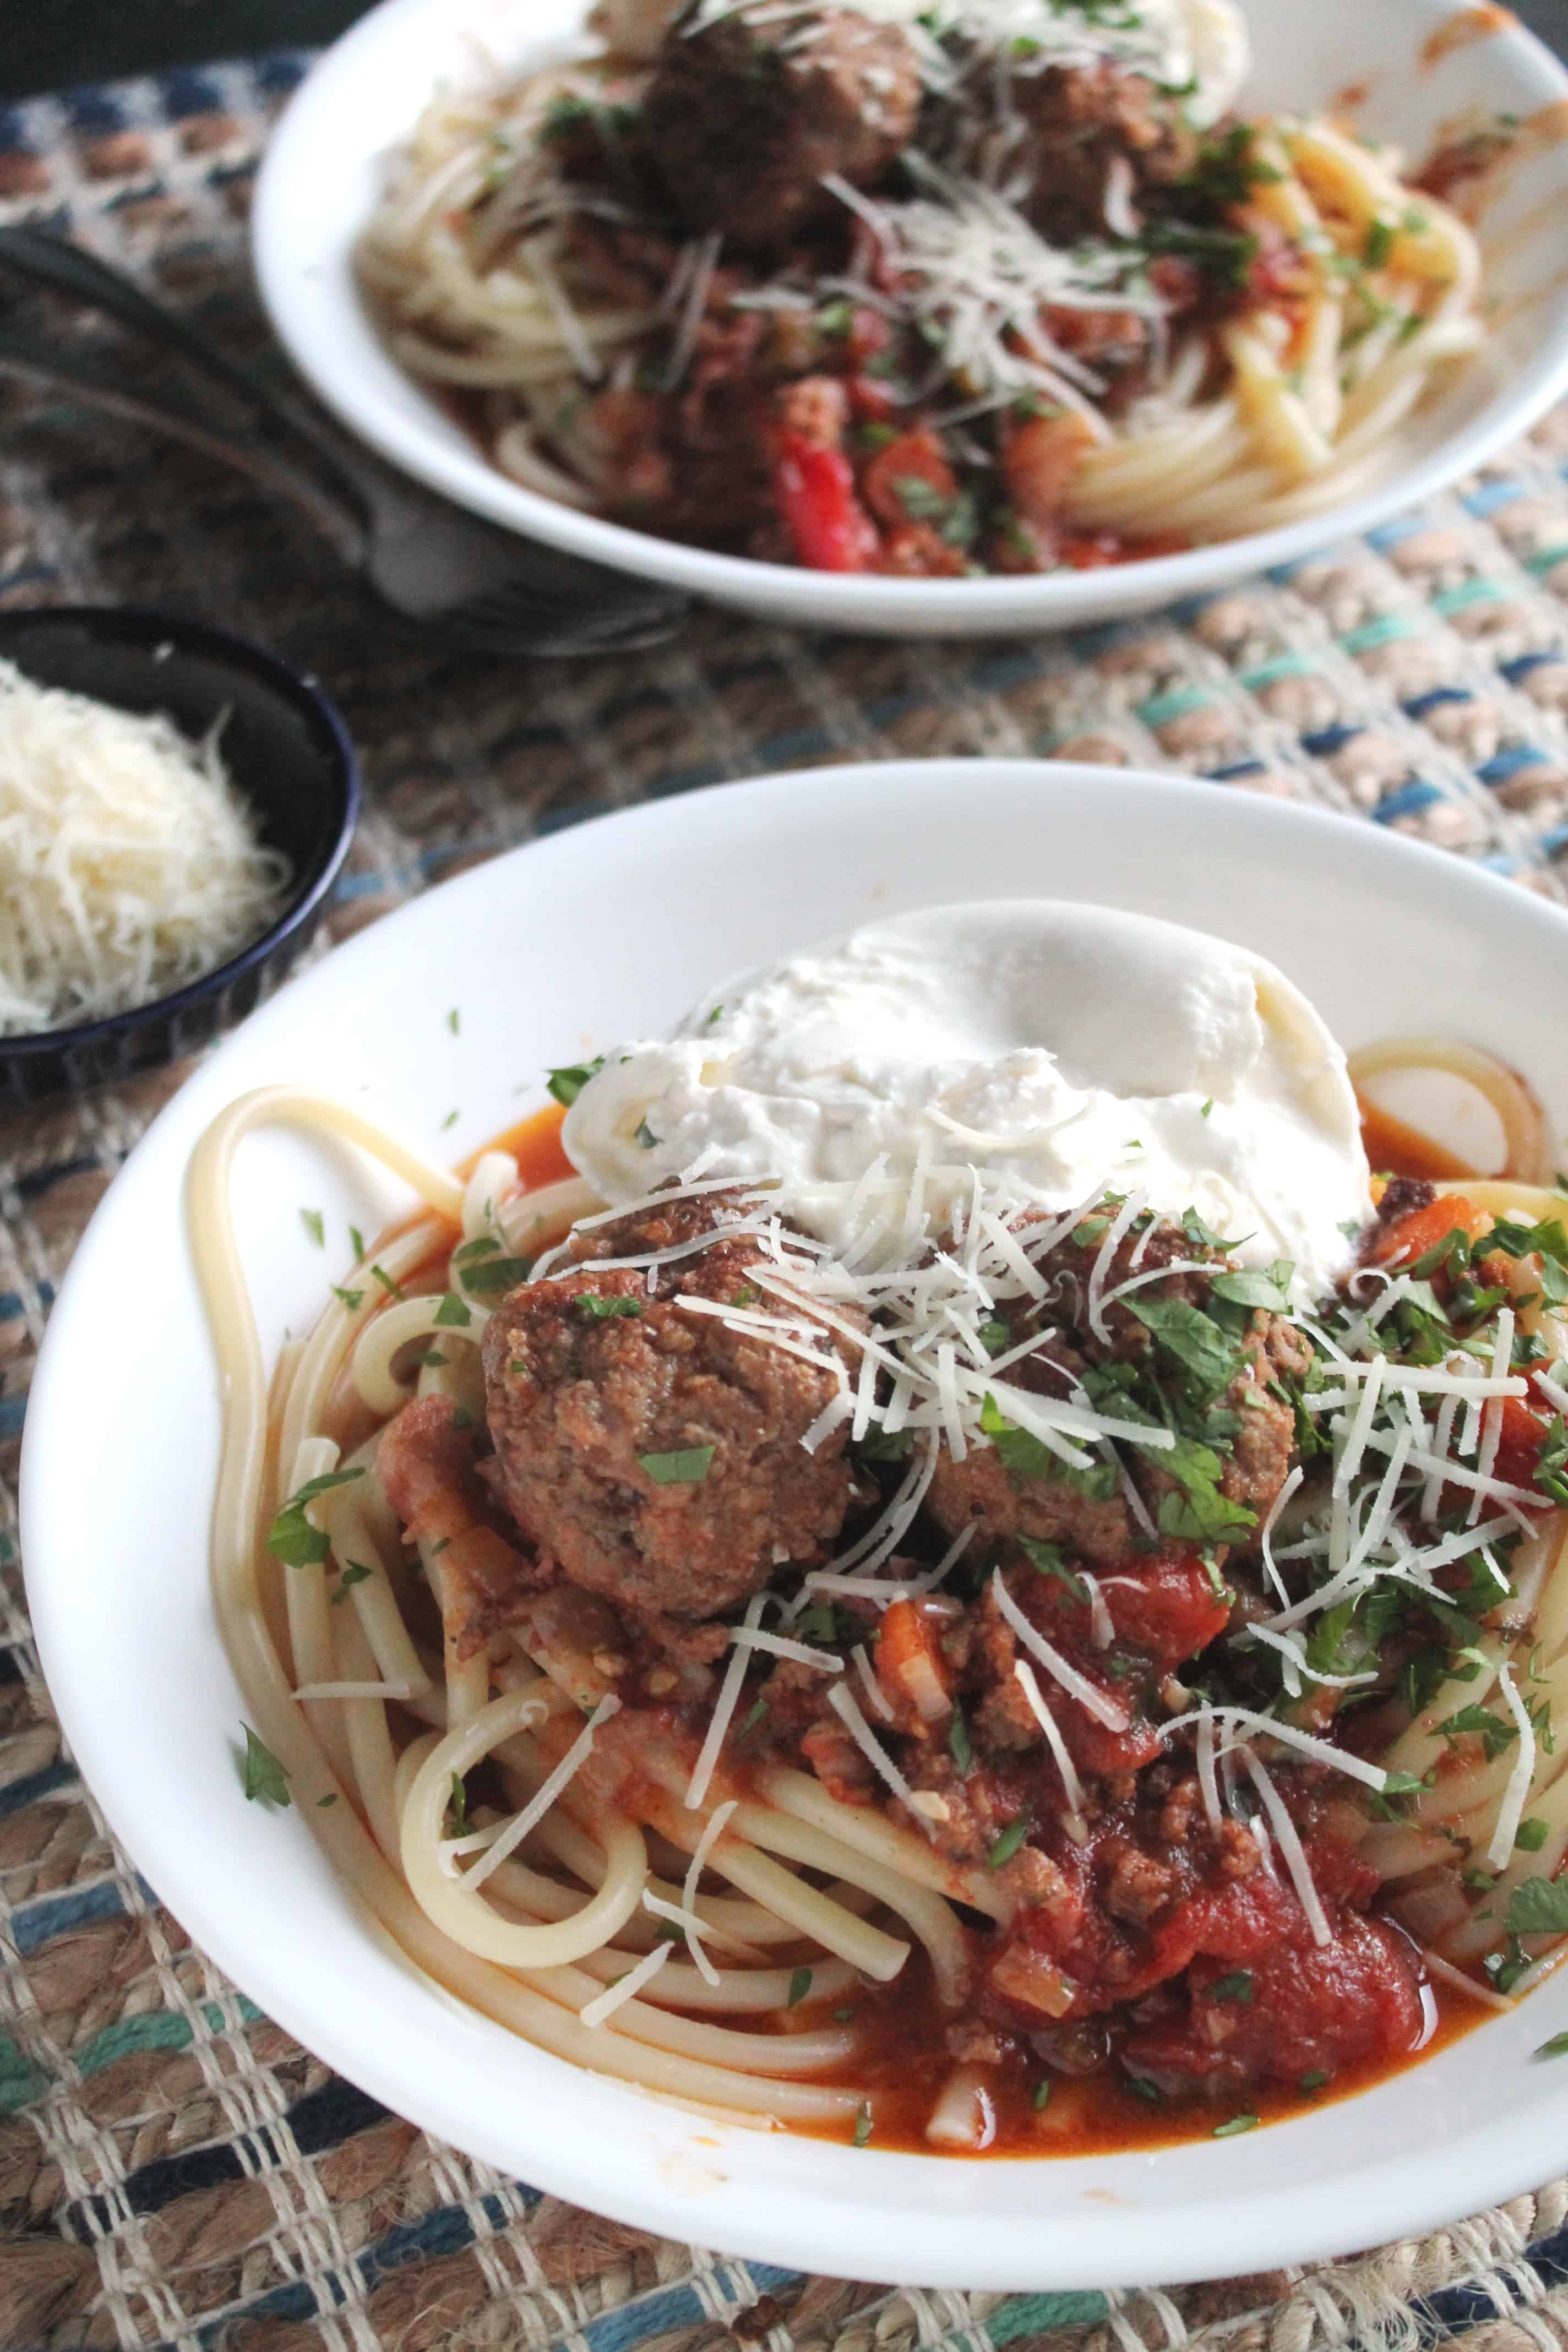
643;4;922;248
927;1208;1303;1559
481;1195;859;1619
1006;61;1197;242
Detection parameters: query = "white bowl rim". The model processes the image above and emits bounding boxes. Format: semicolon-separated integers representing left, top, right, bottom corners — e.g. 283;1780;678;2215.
20;758;1568;2291
252;0;1568;628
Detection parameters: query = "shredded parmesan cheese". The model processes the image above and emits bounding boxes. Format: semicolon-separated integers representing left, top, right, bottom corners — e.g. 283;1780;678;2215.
0;660;292;1036
465;1695;620;1890
579;1940;672;2027
826;1683;934;1836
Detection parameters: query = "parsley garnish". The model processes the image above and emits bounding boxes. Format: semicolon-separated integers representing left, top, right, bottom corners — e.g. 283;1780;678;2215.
1208;1972;1253;2005
1033;2078;1052;2111
460;1254;532;1297
267;1468;365;1567
447;1007;460;1035
447;1773;470;1837
349;1225;365;1262
574;1293;643;1320
1125;2075;1162;2103
546;1058;605;1107
979;1316;1011;1357
1507;1876;1568;1935
638;1446;716;1485
331;1284;364;1312
634;1120;660;1150
1435;1703;1518;1762
332;1562;373;1605
1213;2114;1259;2138
949;1699;973;1776
852;2103;873;2147
1517;1818;1551;1852
1300;2068;1331;2092
241;1725;290;1808
369;1265;404;1300
1017;1534;1087;1602
787;1967;813;2007
433;1292;473;1328
1536;2032;1568;2058
300;1208;324;1247
987;1815;1029;1870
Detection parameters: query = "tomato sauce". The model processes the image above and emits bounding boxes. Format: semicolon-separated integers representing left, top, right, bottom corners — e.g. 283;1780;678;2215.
791;1953;1482;2155
1358;1094;1478;1185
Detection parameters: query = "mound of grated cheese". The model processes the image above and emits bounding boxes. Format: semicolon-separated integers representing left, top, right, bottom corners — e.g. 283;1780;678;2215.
0;660;293;1037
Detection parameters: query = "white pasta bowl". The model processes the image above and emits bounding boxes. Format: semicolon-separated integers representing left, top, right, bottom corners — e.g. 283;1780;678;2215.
19;760;1568;2289
251;0;1568;638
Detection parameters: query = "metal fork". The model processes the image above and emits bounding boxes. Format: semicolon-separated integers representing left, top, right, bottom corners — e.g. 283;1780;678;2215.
0;226;690;658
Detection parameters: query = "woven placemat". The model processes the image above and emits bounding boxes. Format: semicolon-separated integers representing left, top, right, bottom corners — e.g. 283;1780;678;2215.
5;50;1568;2352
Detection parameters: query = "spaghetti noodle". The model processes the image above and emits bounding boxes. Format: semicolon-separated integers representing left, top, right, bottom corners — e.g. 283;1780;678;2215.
355;0;1487;573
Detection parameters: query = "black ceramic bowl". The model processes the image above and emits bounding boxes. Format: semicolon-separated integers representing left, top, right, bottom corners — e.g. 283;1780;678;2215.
0;606;360;1106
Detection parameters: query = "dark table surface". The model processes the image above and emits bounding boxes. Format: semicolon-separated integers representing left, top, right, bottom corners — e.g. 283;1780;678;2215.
4;0;1568;99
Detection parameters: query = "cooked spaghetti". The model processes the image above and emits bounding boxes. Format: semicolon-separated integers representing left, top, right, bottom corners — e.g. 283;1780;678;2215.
191;953;1568;2154
356;0;1487;574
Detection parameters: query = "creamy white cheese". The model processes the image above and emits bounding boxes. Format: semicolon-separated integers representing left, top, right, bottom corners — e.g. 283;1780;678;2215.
562;900;1372;1305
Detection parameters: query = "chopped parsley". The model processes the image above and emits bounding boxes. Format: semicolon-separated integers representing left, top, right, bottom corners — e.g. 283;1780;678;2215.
1213;2114;1259;2138
987;1815;1029;1870
267;1468;365;1567
460;1254;532;1297
369;1264;405;1300
1300;2068;1331;2092
241;1725;290;1808
331;1284;364;1313
852;2103;873;2147
1032;2078;1053;2111
433;1292;473;1328
1536;2032;1568;2059
1017;1534;1087;1602
546;1058;605;1107
1208;1972;1253;2005
949;1699;973;1776
787;1967;813;2008
638;1446;716;1485
447;1007;460;1035
1506;1876;1568;1936
1516;1818;1551;1853
331;1562;373;1605
300;1207;324;1248
574;1293;644;1320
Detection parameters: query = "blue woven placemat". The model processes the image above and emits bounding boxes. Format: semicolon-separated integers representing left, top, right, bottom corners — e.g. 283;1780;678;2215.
4;48;1568;2352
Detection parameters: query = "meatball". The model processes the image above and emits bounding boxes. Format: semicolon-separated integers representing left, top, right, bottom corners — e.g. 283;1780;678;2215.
481;1194;859;1620
1006;61;1197;242
927;1208;1304;1559
643;4;921;248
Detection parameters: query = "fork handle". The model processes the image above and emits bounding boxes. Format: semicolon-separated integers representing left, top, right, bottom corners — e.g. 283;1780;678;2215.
0;227;370;521
0;334;366;565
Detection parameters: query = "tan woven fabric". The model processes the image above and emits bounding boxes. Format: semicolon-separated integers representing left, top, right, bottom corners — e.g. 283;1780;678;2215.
4;45;1568;2352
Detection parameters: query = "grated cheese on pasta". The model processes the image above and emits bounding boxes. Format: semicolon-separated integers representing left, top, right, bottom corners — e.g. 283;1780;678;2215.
0;660;292;1037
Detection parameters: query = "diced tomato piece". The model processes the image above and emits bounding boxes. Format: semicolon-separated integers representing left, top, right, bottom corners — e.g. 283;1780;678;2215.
1102;1551;1232;1668
847;372;899;422
876;1597;954;1722
1493;1391;1552;1489
773;431;878;573
861;426;958;531
1125;1913;1426;2090
1372;1193;1488;1267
